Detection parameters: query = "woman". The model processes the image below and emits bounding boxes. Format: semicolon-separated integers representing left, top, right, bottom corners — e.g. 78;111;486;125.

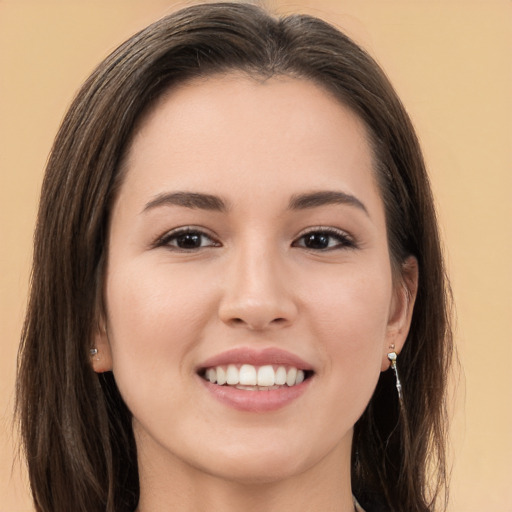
16;3;453;511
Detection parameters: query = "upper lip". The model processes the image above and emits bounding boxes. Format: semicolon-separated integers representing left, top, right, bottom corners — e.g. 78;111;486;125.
197;347;314;371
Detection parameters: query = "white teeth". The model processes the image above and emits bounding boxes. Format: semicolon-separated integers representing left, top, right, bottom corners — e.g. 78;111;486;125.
206;368;217;383
239;364;257;385
216;366;227;385
257;365;275;387
286;367;297;387
226;364;239;385
204;364;309;389
275;366;287;385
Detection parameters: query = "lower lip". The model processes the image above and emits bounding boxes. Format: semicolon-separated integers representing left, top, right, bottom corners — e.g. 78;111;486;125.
199;377;312;412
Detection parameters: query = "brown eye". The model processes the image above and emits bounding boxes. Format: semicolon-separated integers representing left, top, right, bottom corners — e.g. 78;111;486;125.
158;228;220;251
293;229;355;251
303;233;331;250
174;233;203;249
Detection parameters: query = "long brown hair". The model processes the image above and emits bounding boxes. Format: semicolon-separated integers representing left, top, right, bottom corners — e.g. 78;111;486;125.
16;3;453;511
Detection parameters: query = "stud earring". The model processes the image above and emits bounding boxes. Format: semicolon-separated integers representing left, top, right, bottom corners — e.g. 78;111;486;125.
90;348;98;356
387;345;403;401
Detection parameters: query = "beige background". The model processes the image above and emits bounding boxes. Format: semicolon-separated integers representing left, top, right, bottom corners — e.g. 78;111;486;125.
1;1;510;510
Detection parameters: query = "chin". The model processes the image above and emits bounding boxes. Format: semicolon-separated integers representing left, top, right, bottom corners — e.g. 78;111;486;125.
183;432;334;487
199;453;308;486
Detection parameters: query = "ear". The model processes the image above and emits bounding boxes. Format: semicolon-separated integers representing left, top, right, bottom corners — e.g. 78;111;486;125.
91;316;113;373
381;256;419;371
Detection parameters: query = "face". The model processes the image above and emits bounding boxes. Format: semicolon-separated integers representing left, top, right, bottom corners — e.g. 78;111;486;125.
95;74;416;485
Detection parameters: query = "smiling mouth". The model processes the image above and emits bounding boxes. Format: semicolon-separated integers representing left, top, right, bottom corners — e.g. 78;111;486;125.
198;364;314;391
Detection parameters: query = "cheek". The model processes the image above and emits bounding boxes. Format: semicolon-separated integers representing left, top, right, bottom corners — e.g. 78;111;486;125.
104;259;216;401
107;254;216;328
306;262;392;336
303;264;392;389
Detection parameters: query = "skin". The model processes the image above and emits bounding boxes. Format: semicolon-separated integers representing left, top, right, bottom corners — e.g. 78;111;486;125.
94;74;417;512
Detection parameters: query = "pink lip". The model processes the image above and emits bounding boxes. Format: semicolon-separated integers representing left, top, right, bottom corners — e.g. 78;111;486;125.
196;347;314;412
197;347;313;371
199;377;312;412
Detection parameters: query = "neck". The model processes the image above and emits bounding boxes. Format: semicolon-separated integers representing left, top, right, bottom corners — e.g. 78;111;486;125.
135;430;355;512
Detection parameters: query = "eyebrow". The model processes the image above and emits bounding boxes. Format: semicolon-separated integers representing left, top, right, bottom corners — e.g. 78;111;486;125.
142;191;229;213
142;189;368;216
288;190;369;215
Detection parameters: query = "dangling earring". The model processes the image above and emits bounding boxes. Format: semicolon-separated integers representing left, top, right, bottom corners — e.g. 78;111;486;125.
387;344;403;401
90;348;99;361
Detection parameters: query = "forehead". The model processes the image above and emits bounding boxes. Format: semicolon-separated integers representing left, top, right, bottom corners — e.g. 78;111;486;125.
120;73;381;215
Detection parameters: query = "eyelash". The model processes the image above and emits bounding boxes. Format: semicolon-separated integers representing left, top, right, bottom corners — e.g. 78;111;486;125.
154;227;221;252
292;227;357;251
154;226;357;252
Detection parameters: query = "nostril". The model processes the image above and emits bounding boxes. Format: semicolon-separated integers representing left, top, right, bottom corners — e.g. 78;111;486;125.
218;289;298;330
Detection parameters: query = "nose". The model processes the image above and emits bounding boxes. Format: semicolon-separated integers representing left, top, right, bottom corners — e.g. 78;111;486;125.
218;243;298;331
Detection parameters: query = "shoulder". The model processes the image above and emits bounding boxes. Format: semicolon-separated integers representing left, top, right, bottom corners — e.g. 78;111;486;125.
354;496;366;512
